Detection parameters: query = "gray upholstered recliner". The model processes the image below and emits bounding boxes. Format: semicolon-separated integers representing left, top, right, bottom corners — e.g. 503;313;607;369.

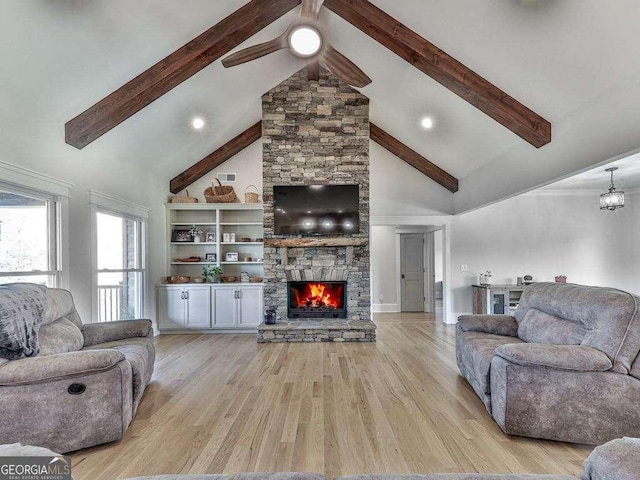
0;284;155;453
456;282;640;445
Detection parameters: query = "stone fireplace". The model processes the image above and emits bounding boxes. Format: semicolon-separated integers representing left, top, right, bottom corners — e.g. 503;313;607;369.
257;67;376;343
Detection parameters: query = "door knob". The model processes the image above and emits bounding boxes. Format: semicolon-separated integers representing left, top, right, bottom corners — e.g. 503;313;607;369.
401;274;405;279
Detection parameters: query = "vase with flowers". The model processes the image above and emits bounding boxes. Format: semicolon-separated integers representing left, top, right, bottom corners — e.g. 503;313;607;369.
189;225;203;243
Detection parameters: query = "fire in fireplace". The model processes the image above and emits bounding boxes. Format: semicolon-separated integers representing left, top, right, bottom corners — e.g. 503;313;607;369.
288;281;347;319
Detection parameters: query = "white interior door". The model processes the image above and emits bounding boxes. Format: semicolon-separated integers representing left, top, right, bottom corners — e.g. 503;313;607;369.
400;233;425;312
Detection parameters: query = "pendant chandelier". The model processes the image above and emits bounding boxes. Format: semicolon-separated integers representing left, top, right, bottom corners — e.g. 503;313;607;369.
600;167;625;211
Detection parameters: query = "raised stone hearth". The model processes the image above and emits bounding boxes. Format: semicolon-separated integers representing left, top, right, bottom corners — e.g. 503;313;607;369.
260;68;375;343
258;319;376;343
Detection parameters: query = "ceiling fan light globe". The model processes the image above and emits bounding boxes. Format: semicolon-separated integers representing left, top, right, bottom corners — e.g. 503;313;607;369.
289;26;322;57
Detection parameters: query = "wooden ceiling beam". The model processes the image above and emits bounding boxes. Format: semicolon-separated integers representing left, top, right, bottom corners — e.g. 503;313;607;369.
324;0;551;148
65;0;301;149
169;122;262;194
370;123;458;193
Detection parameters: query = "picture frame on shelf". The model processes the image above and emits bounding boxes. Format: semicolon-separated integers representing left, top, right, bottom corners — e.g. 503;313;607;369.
172;229;192;242
225;252;238;262
205;253;217;263
223;232;236;243
205;232;216;243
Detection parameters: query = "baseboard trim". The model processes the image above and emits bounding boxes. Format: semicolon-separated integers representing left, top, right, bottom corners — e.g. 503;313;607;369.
372;303;399;313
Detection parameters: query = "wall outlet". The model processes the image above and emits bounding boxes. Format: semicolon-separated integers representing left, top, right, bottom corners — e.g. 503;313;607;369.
460;264;468;272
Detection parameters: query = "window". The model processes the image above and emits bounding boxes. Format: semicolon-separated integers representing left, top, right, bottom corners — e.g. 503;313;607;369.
0;185;61;287
90;191;148;323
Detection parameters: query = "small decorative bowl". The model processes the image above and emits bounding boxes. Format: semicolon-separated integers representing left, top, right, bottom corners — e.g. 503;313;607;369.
222;276;237;283
193;277;206;284
166;276;190;284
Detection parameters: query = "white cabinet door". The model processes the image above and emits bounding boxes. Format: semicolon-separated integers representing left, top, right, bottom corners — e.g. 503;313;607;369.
185;286;211;328
158;287;185;330
212;287;237;327
237;286;263;328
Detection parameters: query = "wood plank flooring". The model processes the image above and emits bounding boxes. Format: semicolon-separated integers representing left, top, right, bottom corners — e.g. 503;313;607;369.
70;313;592;479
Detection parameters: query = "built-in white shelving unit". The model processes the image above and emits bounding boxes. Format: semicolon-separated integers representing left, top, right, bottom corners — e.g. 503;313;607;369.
165;203;264;280
159;203;265;333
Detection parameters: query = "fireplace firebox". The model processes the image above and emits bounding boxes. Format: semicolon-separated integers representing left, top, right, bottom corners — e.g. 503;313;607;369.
287;281;347;319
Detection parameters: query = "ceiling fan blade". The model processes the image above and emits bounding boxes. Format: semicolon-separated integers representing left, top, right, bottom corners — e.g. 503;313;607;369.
300;0;324;22
222;36;287;68
320;46;372;88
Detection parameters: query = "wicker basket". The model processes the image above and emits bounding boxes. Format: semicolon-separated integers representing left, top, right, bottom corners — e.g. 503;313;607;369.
244;185;260;203
205;178;237;203
170;190;198;203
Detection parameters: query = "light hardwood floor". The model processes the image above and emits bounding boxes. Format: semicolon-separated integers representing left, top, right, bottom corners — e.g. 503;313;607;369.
71;313;592;479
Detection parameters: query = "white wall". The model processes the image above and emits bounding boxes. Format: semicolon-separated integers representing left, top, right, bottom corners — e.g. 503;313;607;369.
370;226;398;311
176;141;263;204
450;192;638;317
370;142;454;217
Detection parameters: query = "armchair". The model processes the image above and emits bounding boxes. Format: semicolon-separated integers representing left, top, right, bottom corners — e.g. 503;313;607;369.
0;285;155;453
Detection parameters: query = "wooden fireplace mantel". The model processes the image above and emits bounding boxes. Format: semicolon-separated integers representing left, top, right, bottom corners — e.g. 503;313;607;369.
264;238;368;248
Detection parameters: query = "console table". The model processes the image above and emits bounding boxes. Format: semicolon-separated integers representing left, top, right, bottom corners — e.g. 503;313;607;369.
472;284;527;315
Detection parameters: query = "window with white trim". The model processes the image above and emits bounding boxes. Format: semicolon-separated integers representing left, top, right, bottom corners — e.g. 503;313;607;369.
90;191;148;323
0;184;61;287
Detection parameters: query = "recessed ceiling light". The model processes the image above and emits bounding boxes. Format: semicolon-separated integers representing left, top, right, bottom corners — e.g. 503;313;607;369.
192;117;205;130
289;26;322;57
421;117;434;129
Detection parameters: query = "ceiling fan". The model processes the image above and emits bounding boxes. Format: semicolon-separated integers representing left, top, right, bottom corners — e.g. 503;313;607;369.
221;0;371;88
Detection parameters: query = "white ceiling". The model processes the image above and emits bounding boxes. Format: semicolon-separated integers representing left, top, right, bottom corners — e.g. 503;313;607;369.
539;151;640;192
2;0;640;195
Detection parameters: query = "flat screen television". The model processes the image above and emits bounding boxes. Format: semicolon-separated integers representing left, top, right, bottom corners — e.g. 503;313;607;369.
273;185;359;235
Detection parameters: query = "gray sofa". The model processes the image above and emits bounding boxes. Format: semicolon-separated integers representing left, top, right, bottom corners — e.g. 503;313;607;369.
0;284;155;453
456;282;640;445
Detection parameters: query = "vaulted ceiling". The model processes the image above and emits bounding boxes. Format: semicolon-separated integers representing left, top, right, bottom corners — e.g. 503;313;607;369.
2;0;640;213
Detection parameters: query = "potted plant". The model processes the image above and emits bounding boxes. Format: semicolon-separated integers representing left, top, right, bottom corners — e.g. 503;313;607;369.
202;265;223;283
479;270;492;286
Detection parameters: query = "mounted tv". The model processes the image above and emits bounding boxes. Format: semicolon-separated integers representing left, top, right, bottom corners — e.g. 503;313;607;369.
273;185;359;236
